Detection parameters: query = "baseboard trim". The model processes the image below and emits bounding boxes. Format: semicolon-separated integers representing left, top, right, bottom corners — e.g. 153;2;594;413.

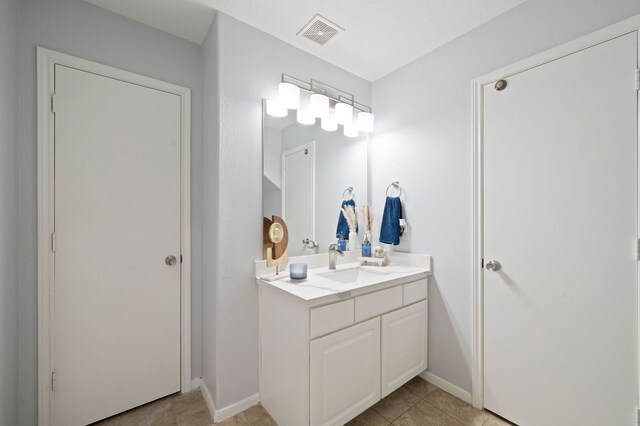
195;372;468;420
213;393;260;423
191;378;216;422
190;377;260;423
420;371;472;404
190;377;203;391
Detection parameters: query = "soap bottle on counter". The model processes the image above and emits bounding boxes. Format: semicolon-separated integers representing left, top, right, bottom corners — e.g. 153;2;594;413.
337;234;347;252
361;234;372;257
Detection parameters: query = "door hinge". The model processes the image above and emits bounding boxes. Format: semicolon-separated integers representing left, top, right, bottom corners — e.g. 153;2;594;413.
51;232;56;252
50;94;57;114
51;371;57;391
635;69;640;91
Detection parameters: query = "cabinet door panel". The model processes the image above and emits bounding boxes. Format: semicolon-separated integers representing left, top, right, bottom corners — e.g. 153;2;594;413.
310;317;381;426
381;301;428;398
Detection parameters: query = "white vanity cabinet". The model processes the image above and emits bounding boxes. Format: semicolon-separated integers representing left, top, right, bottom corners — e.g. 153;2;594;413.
258;270;429;426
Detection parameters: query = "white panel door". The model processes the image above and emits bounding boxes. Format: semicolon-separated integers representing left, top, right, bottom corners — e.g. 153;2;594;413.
310;317;381;426
282;143;314;255
483;33;637;425
53;65;181;425
381;300;427;398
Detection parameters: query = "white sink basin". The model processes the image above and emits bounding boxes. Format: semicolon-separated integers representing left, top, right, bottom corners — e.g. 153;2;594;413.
317;267;385;284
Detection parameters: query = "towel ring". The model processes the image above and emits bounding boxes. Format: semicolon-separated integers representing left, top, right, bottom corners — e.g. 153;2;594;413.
342;187;354;200
386;181;402;197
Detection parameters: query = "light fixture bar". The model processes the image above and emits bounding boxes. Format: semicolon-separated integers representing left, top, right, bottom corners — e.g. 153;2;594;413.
281;74;372;114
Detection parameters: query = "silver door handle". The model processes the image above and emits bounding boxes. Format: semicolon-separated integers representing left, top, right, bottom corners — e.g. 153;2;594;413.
486;260;501;271
165;255;177;266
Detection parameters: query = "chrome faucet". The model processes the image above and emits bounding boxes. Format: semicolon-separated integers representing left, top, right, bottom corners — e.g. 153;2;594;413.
328;244;344;270
302;238;319;248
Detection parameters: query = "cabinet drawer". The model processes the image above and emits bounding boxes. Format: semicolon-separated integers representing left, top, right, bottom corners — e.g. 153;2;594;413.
403;279;427;305
355;286;403;322
311;299;355;338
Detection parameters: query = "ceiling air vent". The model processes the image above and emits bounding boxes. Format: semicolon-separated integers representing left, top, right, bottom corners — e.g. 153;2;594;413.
298;14;344;46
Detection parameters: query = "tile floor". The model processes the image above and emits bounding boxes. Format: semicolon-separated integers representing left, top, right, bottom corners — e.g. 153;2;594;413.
93;377;514;426
92;390;213;426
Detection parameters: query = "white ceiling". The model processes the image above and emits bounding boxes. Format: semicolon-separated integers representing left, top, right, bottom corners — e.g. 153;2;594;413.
84;0;526;81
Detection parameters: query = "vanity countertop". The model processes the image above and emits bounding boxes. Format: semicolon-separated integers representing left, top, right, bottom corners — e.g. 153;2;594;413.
255;252;431;306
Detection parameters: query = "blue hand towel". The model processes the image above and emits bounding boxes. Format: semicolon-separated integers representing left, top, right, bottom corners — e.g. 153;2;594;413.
336;199;357;239
379;196;403;245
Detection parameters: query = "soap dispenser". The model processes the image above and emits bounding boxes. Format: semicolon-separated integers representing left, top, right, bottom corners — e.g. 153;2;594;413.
361;234;372;257
337;234;347;252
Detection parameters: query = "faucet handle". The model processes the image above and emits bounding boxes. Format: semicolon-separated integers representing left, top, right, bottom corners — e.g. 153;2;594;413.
328;244;344;255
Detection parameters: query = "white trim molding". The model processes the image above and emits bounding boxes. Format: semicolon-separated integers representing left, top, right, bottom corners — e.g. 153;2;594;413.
195;378;260;424
214;393;261;423
472;14;640;411
37;47;192;425
420;371;472;404
190;377;203;390
191;378;217;422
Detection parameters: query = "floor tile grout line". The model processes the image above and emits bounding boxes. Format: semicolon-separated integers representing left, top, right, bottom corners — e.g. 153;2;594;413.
420;399;466;425
376;382;438;423
371;391;422;423
392;397;422;422
420;387;496;425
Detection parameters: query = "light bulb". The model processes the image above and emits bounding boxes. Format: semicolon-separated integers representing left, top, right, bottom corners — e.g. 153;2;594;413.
278;82;300;109
335;103;353;125
266;100;287;118
321;113;337;132
297;109;315;125
357;111;374;133
310;94;330;118
344;123;359;138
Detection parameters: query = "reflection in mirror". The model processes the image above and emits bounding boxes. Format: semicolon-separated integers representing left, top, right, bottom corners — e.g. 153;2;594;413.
263;103;369;255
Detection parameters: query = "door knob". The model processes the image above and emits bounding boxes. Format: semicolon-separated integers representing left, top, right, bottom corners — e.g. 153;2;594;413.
165;255;177;266
486;260;501;271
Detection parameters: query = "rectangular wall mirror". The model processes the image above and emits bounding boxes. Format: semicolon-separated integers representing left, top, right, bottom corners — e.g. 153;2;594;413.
262;102;369;255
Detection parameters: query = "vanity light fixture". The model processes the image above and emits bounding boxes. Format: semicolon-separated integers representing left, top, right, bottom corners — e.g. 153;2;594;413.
321;113;338;131
357;111;375;133
278;82;300;109
343;123;359;138
335;102;353;125
266;99;287;117
297;109;315;125
273;74;374;135
310;93;330;118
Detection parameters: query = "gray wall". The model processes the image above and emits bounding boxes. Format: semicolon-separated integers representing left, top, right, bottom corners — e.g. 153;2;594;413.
17;1;204;423
201;14;219;406
202;12;371;408
0;0;19;424
371;0;640;393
